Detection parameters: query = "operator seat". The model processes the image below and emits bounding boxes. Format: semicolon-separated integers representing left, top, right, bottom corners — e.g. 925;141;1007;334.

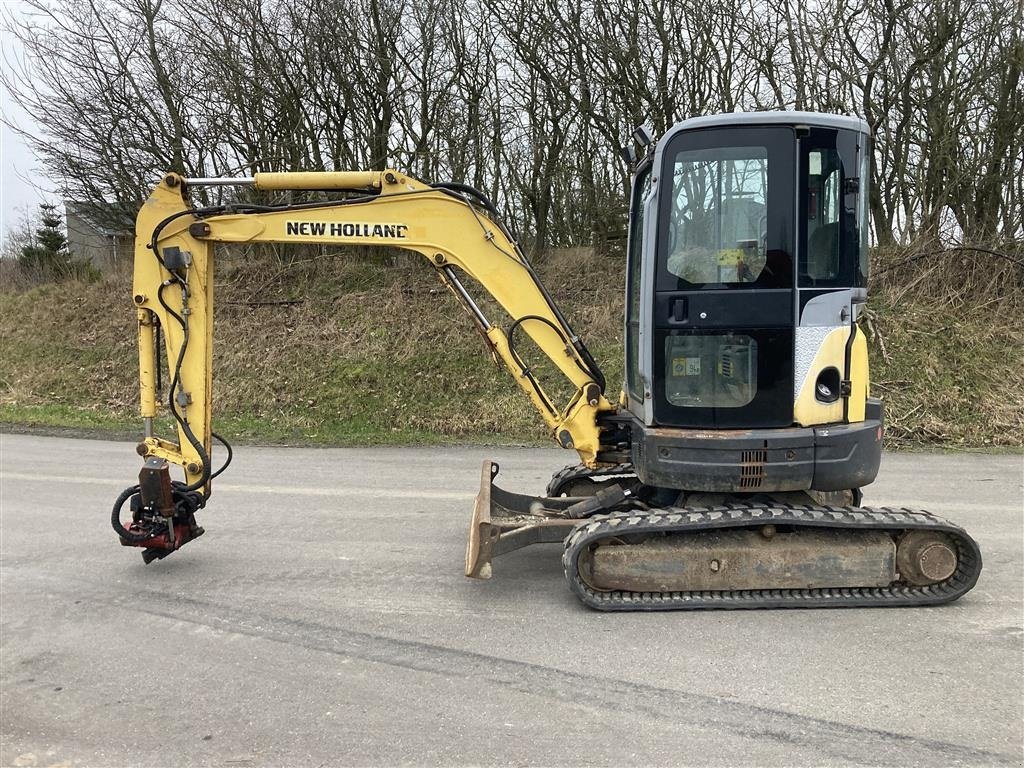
807;221;839;280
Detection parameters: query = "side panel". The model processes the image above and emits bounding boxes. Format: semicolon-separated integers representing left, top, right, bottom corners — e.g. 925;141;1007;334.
794;326;849;425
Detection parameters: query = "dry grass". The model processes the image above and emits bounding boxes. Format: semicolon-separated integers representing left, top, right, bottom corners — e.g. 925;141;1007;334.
863;242;1024;447
1;242;1019;449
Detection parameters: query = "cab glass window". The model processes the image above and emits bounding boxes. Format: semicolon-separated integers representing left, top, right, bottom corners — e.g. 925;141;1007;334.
799;130;867;288
625;165;651;399
664;333;757;408
858;148;870;283
805;149;842;281
666;146;768;286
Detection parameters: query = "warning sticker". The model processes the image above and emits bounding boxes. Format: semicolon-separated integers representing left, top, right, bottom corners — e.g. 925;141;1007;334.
672;357;701;376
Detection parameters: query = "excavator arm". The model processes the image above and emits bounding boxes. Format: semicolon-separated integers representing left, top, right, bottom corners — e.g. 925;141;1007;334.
114;169;616;561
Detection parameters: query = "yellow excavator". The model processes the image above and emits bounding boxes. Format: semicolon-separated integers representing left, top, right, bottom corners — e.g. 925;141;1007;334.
111;112;982;610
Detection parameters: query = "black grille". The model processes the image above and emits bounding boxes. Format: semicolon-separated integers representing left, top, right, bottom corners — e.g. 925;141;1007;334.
739;449;768;488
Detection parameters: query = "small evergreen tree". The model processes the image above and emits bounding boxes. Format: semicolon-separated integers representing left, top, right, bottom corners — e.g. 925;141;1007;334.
19;203;73;278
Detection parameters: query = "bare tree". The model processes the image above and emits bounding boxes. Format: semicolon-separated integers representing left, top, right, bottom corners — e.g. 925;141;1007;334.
3;0;1020;250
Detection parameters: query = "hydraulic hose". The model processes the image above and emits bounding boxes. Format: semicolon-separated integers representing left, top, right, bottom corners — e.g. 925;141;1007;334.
431;182;501;217
111;484;149;543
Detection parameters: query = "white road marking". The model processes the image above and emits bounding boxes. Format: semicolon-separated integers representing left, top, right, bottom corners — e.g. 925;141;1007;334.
0;472;475;500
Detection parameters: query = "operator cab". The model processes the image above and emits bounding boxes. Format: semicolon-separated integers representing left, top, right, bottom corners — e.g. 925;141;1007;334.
622;112;880;492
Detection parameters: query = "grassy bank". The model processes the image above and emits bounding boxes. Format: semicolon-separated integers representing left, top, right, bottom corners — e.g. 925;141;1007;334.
0;249;621;447
1;247;1020;449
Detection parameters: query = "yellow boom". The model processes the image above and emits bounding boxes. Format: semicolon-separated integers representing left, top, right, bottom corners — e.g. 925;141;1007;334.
132;170;615;495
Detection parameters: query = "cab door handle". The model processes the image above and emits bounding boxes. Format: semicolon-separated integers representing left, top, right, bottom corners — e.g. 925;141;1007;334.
671;298;687;323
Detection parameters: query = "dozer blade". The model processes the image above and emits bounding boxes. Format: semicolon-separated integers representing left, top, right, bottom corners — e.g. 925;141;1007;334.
563;505;983;611
465;460;579;579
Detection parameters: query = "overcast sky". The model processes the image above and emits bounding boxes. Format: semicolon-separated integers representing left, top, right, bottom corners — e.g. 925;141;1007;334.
1;0;55;243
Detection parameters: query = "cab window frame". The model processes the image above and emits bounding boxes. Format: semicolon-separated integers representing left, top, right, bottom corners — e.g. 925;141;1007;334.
656;126;796;292
797;127;866;288
625;159;652;401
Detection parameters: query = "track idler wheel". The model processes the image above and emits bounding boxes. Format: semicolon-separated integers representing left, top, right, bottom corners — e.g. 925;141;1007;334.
897;530;958;586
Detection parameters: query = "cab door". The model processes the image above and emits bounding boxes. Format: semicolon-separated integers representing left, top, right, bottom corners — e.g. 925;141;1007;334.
652;126;796;428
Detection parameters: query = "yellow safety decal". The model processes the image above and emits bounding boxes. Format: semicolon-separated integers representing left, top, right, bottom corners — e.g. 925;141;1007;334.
672;357;700;376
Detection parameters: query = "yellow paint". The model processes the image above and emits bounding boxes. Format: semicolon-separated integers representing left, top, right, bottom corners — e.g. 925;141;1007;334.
848;329;868;422
138;436;191;465
133;170;614;491
793;325;869;426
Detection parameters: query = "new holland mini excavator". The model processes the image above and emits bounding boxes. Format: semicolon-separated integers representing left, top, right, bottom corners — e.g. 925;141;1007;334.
111;112;982;610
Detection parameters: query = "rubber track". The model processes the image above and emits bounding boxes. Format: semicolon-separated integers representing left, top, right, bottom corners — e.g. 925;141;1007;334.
562;503;982;611
546;463;637;497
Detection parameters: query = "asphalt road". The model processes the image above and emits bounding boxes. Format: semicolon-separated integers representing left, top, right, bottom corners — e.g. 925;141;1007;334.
1;433;1022;767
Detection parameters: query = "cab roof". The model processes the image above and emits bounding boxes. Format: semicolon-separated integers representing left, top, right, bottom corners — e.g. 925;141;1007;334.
666;111;870;136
